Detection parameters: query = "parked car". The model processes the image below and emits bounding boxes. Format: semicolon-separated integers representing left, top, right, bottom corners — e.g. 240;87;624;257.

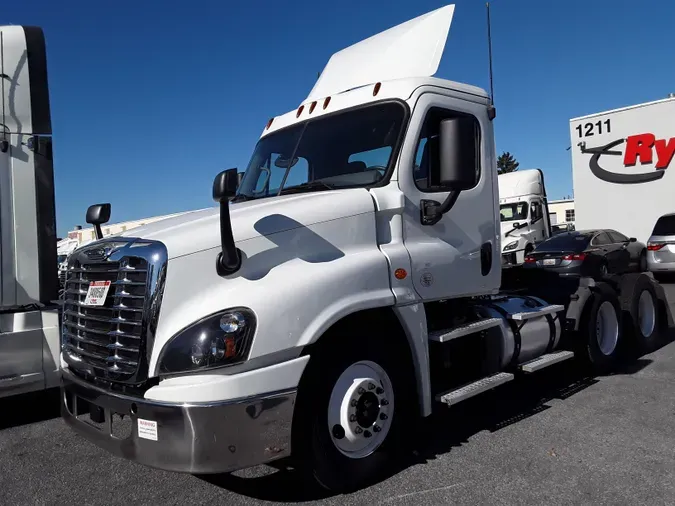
647;213;675;279
524;229;647;277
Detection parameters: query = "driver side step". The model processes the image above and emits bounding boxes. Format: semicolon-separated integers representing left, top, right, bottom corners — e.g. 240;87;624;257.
428;317;502;343
436;372;514;406
518;350;574;373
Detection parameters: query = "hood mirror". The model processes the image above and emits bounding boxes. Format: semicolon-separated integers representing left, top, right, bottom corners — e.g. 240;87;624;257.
86;203;111;240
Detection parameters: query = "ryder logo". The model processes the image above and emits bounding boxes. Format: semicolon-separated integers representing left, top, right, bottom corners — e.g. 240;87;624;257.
579;133;675;184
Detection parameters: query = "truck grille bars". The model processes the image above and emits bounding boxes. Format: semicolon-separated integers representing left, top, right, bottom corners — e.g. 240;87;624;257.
61;239;167;384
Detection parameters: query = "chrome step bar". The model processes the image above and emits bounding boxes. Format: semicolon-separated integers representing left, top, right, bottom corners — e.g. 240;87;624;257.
436;372;514;406
508;304;565;321
428;318;502;343
519;350;574;373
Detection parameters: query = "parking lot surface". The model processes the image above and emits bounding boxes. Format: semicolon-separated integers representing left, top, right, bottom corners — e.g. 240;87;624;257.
2;284;675;506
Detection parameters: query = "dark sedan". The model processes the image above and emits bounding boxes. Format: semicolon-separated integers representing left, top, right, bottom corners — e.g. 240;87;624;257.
523;229;648;277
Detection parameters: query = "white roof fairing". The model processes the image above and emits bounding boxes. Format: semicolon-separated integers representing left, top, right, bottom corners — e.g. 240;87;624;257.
304;4;456;103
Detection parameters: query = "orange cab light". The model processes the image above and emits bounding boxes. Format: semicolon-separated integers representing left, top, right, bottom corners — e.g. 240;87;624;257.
309;101;317;114
373;82;381;96
265;117;274;130
323;96;331;109
296;105;305;118
394;268;407;280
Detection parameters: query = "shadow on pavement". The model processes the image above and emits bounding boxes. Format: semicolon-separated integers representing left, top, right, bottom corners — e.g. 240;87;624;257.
0;387;61;430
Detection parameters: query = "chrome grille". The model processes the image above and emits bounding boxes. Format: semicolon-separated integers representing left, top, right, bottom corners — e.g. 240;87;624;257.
62;239;167;383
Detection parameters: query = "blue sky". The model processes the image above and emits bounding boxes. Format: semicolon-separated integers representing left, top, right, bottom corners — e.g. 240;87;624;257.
4;0;674;236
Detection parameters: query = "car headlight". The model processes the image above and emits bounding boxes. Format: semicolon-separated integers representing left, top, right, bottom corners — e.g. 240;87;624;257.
504;240;519;251
157;308;256;374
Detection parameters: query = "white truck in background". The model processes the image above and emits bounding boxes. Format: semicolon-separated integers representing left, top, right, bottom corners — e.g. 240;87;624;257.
0;26;61;398
499;169;552;266
570;95;675;244
58;5;672;492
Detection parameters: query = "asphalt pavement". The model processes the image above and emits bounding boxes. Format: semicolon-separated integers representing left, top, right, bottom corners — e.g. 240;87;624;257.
2;284;675;506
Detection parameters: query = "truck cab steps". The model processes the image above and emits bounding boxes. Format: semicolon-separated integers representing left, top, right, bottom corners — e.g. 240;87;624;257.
508;304;564;321
519;350;574;373
436;372;514;406
428;317;502;343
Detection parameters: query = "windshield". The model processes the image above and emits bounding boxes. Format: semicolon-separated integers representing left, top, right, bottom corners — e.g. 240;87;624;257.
500;202;528;222
236;102;406;199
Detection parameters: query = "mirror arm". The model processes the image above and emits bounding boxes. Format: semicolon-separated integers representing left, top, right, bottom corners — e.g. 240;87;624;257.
420;190;461;226
94;224;103;240
216;200;242;276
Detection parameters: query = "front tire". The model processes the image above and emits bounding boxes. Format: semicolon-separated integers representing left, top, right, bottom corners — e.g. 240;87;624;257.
293;334;415;492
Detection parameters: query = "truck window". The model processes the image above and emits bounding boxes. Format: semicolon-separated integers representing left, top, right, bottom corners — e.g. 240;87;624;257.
652;214;675;236
531;201;542;221
237;101;406;198
252;154;309;195
499;202;528;221
413;107;481;192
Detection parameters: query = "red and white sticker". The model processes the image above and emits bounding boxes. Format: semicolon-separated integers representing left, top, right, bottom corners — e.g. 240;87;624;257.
83;280;111;306
137;418;158;441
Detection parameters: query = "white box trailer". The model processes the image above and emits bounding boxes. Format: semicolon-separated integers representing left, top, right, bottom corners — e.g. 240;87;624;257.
570;96;675;243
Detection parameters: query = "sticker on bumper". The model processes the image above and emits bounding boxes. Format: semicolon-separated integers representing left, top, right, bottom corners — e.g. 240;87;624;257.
138;418;158;441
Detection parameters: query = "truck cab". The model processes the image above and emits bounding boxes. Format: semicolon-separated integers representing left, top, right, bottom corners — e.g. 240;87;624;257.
59;4;671;493
499;169;551;266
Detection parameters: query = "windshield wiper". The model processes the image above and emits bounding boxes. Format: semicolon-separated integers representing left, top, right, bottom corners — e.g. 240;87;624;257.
279;180;336;195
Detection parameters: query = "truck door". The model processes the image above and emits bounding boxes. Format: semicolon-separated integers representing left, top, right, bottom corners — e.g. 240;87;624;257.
398;92;499;300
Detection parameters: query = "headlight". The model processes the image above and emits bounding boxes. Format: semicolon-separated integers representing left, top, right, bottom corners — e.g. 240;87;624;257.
504;240;519;251
157;308;256;374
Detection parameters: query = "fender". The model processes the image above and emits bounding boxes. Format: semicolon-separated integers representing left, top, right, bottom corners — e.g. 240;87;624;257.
149;208;395;375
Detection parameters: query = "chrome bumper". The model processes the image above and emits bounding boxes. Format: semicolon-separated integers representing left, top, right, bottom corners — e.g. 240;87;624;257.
60;368;296;474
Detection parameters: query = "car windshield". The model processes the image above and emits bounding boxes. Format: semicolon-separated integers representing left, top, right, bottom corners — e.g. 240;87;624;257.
652;214;675;236
535;232;591;253
235;102;406;200
500;202;528;221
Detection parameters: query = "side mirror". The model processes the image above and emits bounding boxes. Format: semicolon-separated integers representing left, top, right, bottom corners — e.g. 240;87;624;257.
629;237;637;243
420;117;478;226
86;203;111;240
438;117;478;190
213;168;239;202
212;169;242;276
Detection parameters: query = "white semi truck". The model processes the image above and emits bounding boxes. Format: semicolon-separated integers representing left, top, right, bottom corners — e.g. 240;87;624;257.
60;6;672;492
499;169;552;266
0;26;61;398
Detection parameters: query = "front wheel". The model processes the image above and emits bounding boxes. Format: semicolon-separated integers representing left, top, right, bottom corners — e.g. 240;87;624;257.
292;335;414;492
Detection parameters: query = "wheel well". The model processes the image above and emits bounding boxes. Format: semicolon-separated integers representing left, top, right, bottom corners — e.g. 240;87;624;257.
301;307;413;362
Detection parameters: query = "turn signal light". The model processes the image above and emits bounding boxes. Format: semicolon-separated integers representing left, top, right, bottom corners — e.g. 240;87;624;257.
647;243;665;251
562;253;586;261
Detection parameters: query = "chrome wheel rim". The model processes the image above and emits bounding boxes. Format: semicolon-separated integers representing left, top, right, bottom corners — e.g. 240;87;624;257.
596;301;619;356
638;290;656;338
327;360;394;459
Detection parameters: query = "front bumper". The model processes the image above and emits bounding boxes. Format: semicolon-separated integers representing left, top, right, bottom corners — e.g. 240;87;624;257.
61;368;296;474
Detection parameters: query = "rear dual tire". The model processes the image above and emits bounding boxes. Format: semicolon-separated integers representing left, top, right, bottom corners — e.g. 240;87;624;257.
578;283;623;372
